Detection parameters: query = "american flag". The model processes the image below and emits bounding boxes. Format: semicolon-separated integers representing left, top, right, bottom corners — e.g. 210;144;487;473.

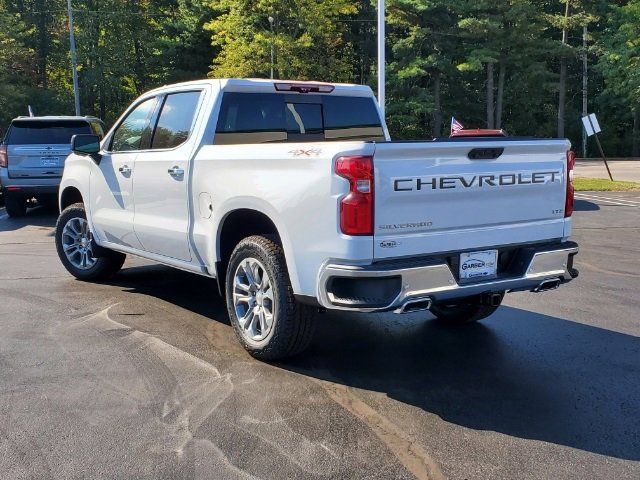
451;117;464;133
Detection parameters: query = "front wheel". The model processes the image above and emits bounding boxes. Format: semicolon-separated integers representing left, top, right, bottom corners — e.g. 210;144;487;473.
430;292;505;324
55;203;126;281
225;235;316;360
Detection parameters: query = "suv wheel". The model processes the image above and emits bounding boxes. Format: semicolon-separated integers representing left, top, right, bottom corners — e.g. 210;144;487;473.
430;292;505;324
55;203;126;281
226;235;316;360
4;193;27;217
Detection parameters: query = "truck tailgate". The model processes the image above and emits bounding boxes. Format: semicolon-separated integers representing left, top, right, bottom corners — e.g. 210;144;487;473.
372;139;570;259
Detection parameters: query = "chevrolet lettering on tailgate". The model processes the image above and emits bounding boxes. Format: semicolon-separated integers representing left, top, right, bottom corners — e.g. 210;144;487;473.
393;171;562;192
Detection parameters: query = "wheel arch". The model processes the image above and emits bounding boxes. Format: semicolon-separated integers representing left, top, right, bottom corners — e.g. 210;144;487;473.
59;186;84;211
215;207;296;295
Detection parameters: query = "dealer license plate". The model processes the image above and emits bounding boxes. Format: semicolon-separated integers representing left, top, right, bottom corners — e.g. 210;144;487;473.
40;157;60;167
459;250;498;280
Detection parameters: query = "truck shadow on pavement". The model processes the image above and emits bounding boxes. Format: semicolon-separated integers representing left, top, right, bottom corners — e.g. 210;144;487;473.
286;308;639;461
574;199;600;211
107;264;638;462
110;264;230;323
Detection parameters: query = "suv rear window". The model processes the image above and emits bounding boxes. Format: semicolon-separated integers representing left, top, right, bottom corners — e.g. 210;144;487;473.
6;120;92;145
215;93;385;145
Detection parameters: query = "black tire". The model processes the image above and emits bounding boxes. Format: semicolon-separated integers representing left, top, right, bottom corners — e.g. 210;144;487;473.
55;202;126;281
430;292;505;324
225;235;316;360
5;193;27;217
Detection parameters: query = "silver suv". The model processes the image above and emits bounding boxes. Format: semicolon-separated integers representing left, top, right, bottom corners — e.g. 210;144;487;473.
0;116;104;217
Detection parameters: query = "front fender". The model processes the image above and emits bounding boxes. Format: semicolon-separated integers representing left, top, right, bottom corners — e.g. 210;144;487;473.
59;155;93;224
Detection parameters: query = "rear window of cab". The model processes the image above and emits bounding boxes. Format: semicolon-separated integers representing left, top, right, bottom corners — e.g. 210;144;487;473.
214;93;385;145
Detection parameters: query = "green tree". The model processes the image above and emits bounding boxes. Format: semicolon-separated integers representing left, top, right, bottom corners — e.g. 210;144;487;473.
599;0;640;155
386;0;460;138
0;2;35;128
455;0;553;130
206;0;357;81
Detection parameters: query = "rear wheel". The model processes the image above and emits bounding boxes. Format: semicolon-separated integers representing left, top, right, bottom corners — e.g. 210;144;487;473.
55;203;126;281
5;193;27;217
225;235;316;360
430;292;504;324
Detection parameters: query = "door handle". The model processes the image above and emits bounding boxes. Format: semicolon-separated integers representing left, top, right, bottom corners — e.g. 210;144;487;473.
168;166;184;177
118;165;132;175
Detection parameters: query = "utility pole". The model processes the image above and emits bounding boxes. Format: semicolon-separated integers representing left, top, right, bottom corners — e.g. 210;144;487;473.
67;0;81;115
377;0;385;120
268;16;275;80
582;25;588;158
557;0;571;138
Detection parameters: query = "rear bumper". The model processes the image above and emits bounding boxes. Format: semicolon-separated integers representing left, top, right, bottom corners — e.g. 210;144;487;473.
0;169;59;197
318;241;579;313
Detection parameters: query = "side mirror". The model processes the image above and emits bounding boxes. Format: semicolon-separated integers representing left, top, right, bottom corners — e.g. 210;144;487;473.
71;134;102;163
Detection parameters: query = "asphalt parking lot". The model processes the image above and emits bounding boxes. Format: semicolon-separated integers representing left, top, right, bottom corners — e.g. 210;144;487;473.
0;193;639;480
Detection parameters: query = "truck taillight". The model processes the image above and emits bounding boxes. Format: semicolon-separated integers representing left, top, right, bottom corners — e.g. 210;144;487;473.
565;150;576;218
336;155;374;236
0;145;7;168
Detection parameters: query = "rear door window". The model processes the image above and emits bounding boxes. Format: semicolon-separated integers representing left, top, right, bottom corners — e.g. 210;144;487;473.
214;93;384;145
7;120;92;145
151;91;202;150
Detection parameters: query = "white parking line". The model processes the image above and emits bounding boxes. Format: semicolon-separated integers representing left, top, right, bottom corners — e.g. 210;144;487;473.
576;194;640;207
576;193;640;205
576;193;640;207
578;192;640;203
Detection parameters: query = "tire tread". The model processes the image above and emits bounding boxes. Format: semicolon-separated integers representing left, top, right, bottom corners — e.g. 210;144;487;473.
226;235;315;360
55;203;126;281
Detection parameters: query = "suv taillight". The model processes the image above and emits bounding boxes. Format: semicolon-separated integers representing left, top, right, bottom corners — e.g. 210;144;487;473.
565;150;576;217
0;145;7;168
335;155;374;236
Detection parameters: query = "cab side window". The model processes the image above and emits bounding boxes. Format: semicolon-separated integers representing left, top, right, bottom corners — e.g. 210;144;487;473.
110;97;157;152
151;91;202;150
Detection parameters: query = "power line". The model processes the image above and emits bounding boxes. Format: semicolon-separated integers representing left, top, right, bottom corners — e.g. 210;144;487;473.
0;9;177;17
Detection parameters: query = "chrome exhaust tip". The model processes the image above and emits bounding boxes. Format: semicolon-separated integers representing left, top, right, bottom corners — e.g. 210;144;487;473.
395;297;433;314
533;278;561;293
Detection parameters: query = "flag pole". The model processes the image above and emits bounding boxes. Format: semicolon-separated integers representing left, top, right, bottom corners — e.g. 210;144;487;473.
377;0;385;120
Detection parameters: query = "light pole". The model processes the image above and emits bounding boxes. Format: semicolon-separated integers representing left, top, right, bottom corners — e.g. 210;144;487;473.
582;25;588;158
67;0;81;115
268;16;275;80
377;0;385;120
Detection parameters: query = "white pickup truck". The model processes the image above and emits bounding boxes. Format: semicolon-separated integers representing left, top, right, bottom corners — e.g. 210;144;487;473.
55;78;579;359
